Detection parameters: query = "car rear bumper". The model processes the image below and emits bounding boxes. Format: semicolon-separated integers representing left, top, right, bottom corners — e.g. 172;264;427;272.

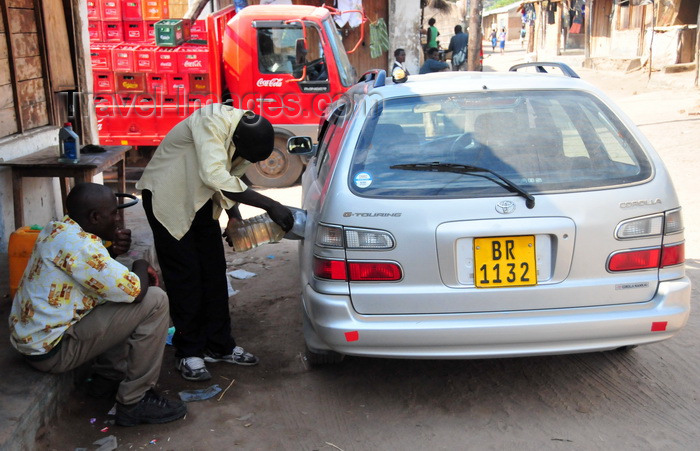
302;277;691;358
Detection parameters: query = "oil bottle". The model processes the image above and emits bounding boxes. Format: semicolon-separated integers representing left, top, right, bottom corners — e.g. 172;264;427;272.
58;122;80;163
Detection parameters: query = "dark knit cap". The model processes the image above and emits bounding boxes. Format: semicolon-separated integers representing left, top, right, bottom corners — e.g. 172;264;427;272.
232;113;274;163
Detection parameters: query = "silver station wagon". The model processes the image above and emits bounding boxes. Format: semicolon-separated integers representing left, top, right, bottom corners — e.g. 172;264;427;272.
288;64;690;365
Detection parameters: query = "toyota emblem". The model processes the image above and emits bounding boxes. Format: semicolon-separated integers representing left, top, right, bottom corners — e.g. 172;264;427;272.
495;200;516;214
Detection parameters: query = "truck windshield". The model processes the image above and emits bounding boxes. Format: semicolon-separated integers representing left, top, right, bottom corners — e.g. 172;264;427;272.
323;18;355;87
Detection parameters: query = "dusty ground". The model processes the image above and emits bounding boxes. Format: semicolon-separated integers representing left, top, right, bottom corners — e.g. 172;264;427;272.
38;45;700;450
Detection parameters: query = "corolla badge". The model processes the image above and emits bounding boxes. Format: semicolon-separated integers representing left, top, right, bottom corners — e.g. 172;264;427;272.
495;200;516;214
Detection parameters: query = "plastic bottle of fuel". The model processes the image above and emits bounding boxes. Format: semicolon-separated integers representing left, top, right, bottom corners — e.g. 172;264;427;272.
229;207;305;252
58;122;80;164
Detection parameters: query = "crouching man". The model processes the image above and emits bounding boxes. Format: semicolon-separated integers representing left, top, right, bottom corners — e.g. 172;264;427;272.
8;182;185;427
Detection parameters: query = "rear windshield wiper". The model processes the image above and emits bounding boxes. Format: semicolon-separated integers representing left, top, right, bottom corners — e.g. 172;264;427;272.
390;162;535;209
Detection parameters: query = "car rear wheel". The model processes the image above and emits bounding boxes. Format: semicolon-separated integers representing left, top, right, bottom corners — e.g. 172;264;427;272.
244;135;303;188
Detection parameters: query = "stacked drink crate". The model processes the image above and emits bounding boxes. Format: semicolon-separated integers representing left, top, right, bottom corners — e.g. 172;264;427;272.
88;0;212;146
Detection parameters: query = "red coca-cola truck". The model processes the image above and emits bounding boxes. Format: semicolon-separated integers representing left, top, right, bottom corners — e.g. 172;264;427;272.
93;4;362;187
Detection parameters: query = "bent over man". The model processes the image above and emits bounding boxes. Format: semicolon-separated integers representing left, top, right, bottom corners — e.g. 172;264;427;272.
136;104;294;382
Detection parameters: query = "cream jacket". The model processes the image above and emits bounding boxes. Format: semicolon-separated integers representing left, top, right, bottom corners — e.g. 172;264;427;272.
136;104;251;240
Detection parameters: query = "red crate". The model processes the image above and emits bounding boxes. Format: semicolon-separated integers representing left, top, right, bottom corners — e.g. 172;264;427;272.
187;93;218;107
102;21;124;42
87;0;101;20
90;44;116;70
88;21;103;42
189;20;206;40
100;0;122;21
93;71;116;93
155;47;178;73
94;93;114;107
188;73;210;94
147;73;168;94
122;0;143;20
142;0;169;21
123;20;146;42
111;44;139;72
134;45;156;72
98;94;162;146
167;73;189;96
177;44;209;73
145;20;158;42
116;72;147;92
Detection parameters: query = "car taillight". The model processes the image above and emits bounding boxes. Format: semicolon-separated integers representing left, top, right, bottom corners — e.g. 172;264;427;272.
661;242;684;267
345;228;394;249
608;242;685;272
314;225;399;281
608;248;660;271
313;257;403;281
348;262;402;281
615;208;683;239
316;224;344;248
313;257;347;280
664;208;683;234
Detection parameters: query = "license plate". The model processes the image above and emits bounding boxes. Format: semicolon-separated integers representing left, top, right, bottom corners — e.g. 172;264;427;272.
474;235;537;288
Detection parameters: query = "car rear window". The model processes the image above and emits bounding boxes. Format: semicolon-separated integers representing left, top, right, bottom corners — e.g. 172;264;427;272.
348;90;652;198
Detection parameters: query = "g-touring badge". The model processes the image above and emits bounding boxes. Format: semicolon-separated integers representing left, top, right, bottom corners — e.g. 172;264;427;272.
495;200;516;214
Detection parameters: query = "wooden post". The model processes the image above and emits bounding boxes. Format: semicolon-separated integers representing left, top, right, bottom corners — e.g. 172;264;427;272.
467;0;482;71
695;3;700;86
585;0;593;64
184;0;211;21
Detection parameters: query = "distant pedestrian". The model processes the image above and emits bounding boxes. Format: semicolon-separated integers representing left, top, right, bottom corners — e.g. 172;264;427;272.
489;29;497;52
426;18;439;50
498;28;507;54
392;48;410;76
447;25;468;71
520;24;527;48
419;47;449;74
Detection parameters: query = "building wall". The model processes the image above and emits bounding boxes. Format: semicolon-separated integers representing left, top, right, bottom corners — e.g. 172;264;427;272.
0;130;62;293
390;0;422;74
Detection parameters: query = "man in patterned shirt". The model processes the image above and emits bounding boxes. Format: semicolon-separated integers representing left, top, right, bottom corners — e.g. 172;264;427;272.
8;183;186;427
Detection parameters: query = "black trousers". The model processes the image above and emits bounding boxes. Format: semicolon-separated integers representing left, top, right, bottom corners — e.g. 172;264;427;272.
142;190;235;358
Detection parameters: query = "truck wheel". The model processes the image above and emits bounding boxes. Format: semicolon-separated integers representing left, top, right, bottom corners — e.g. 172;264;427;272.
244;135;303;188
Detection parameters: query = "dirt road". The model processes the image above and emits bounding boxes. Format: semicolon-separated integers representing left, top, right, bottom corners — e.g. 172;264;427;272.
40;46;700;450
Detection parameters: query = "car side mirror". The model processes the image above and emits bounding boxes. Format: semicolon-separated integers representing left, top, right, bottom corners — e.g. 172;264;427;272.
287;136;316;156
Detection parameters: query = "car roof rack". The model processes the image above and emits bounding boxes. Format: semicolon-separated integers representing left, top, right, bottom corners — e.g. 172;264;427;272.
508;62;580;79
357;69;387;87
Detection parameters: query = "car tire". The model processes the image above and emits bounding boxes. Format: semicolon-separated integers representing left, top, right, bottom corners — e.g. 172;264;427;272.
244;135;303;188
304;346;345;366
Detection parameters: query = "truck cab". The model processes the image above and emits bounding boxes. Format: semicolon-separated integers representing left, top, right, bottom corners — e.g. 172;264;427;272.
94;4;359;187
222;5;357;186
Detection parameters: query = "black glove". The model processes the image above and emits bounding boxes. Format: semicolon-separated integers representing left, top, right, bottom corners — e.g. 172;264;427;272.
268;203;294;232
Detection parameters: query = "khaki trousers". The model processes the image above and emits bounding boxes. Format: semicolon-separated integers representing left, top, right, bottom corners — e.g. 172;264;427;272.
30;287;169;405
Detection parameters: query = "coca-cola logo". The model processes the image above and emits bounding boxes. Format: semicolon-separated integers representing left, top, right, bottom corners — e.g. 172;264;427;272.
184;60;203;68
256;78;283;88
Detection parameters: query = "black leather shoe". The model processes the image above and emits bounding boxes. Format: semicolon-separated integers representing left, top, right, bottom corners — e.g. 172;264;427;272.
115;389;187;427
